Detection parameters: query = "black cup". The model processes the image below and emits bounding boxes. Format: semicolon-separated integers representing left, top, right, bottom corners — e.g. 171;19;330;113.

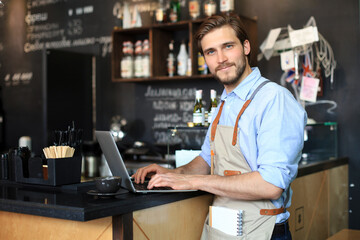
94;176;122;193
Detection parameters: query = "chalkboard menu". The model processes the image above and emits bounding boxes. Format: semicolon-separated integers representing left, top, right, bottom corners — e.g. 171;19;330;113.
141;85;197;144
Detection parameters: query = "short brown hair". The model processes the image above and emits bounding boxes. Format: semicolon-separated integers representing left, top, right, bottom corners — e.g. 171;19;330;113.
195;13;250;62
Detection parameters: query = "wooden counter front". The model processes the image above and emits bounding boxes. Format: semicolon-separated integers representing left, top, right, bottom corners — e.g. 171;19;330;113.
0;212;113;240
0;194;212;240
288;164;349;239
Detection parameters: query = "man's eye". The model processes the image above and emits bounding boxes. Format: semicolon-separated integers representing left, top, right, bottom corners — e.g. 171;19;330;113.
225;44;233;49
206;50;215;55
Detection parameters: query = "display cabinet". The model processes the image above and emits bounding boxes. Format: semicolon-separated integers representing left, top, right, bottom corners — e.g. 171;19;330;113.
167;126;208;167
302;122;338;162
111;17;258;82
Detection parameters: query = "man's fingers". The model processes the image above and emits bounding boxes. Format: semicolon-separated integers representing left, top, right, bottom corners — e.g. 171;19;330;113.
133;164;164;184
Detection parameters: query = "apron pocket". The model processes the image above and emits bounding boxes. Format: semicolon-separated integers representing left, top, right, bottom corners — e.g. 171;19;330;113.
201;216;245;240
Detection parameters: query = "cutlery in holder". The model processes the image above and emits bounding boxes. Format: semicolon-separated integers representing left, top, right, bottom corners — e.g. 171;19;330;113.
14;155;82;186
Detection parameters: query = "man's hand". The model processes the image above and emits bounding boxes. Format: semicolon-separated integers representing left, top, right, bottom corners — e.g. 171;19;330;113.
131;164;173;184
147;173;199;190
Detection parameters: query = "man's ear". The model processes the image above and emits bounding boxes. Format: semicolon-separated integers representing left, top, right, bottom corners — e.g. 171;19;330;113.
243;40;251;56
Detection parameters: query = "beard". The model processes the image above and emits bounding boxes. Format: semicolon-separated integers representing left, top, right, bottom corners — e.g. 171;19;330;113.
213;54;247;86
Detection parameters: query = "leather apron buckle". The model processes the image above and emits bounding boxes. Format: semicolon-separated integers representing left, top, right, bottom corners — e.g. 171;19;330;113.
260;207;285;216
224;170;241;176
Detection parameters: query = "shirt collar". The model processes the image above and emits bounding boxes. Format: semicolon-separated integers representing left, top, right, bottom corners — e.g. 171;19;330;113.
220;67;262;101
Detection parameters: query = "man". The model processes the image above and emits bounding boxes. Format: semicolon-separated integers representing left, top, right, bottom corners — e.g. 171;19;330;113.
133;14;307;239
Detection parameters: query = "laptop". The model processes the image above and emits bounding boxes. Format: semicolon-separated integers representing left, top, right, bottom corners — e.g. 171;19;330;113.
95;131;196;193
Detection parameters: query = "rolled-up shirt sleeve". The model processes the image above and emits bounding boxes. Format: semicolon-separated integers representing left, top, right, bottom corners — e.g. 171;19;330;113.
256;88;307;190
200;126;212;166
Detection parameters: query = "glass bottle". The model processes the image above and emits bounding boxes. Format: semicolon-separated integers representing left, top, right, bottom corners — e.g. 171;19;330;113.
198;52;206;75
121;41;134;78
189;0;200;20
128;41;134;78
169;0;180;23
177;41;188;76
186;43;192;76
207;89;217;124
120;41;127;78
204;0;217;17
167;40;176;77
114;7;123;29
142;39;150;78
220;0;234;15
155;0;167;23
193;90;203;127
134;40;143;78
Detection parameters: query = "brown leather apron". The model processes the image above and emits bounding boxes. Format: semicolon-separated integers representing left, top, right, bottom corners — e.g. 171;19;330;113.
201;81;284;240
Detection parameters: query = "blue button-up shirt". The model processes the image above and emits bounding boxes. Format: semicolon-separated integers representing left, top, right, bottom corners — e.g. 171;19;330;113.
200;67;307;223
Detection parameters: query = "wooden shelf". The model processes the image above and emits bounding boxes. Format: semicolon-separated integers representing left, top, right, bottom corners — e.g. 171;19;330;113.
112;74;214;83
111;17;257;83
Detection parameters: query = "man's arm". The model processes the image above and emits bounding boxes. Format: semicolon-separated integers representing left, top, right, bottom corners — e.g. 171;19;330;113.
174;155;210;175
133;154;282;200
147;155;283;200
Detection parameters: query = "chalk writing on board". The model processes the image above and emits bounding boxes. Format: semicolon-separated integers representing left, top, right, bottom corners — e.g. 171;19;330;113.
4;72;33;87
152;100;177;111
27;0;63;9
23;2;111;56
144;86;197;99
143;85;202;144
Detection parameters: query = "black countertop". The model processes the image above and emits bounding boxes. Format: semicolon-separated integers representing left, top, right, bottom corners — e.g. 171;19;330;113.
297;156;348;177
0;157;348;222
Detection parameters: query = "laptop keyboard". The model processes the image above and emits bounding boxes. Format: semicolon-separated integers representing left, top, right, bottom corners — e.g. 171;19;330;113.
132;181;173;191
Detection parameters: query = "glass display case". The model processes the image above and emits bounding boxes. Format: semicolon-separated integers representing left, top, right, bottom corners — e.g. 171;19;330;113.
166;122;338;166
302;122;338;162
167;127;208;167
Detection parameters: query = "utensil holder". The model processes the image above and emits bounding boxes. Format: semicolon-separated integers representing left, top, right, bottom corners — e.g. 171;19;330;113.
15;156;82;186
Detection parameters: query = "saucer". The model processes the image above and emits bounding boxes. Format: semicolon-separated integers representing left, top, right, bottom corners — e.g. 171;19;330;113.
87;188;128;196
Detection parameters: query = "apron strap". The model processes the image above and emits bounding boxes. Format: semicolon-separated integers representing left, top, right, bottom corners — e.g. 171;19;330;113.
232;80;271;146
211;100;225;141
260;184;291;215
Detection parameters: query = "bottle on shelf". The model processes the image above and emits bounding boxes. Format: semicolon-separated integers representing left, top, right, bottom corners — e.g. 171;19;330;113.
207;89;218;124
203;0;217;17
142;39;150;78
169;0;180;23
186;57;192;76
167;40;176;77
186;43;192;76
114;6;123;29
177;41;188;76
189;0;201;20
198;52;208;75
220;0;234;15
193;90;203;127
121;41;134;78
134;40;143;78
155;0;167;23
120;41;127;78
131;5;142;28
122;2;131;29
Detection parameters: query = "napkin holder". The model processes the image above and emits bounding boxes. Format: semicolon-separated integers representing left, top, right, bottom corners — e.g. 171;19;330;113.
15;156;82;186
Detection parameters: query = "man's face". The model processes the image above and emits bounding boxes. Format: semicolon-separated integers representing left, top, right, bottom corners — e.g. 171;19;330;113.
201;26;250;86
